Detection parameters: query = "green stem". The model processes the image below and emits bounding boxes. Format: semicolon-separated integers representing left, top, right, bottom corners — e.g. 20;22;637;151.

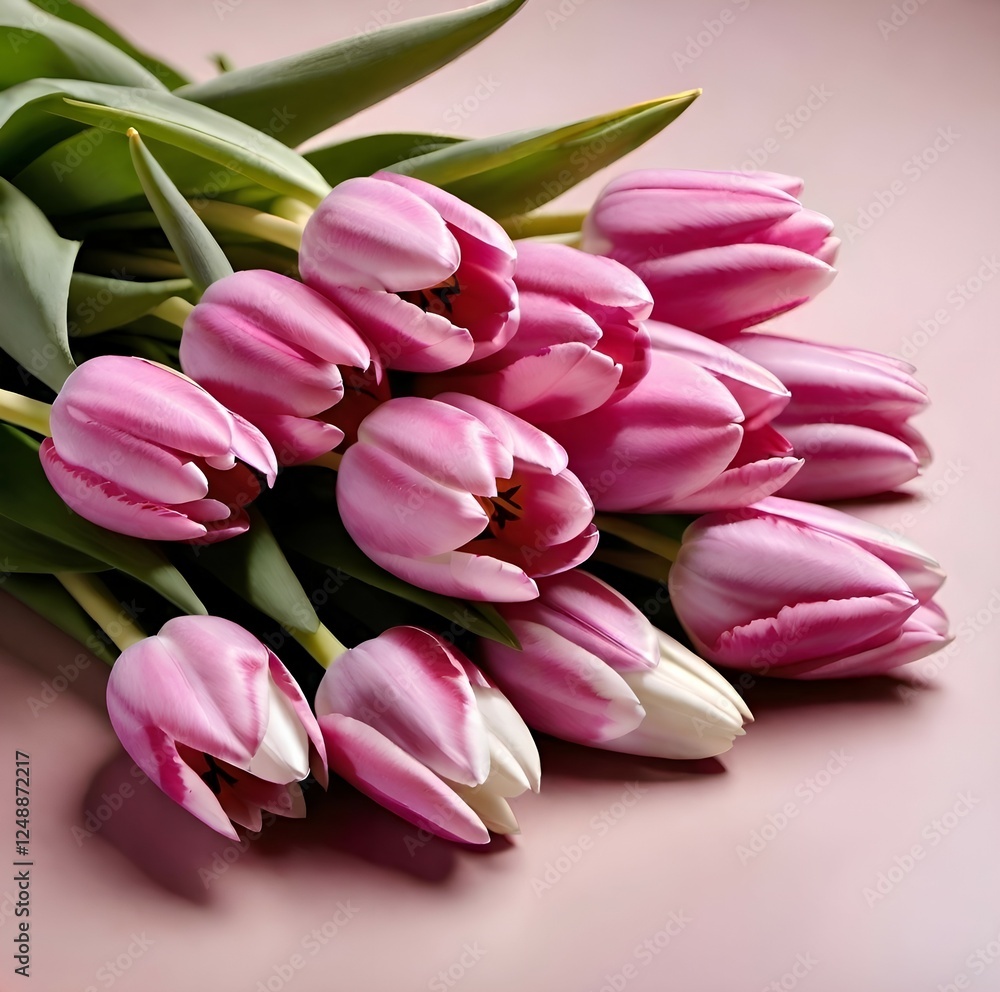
594;513;682;561
270;197;315;227
55;572;147;653
291;622;349;669
0;388;51;436
304;451;342;471
594;547;672;581
502;210;587;239
192;200;304;251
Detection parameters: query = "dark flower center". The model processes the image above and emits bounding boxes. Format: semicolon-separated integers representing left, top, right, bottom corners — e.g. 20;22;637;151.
399;276;462;317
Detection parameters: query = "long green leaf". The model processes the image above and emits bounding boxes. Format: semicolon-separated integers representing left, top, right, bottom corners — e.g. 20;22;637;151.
0;424;207;615
0;0;166;90
195;509;320;635
67;273;192;337
391;92;700;219
3;572;117;664
27;0;188;89
279;507;519;649
448;98;700;220
305;132;463;187
0;176;78;390
128;129;233;294
0;79;329;214
0;513;106;572
177;0;527;147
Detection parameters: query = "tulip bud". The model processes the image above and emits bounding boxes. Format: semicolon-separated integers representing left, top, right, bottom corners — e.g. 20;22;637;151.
581;169;837;337
480;570;751;758
40;355;277;542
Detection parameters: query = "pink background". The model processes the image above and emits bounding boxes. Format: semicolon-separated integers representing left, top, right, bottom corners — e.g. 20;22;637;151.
2;0;998;989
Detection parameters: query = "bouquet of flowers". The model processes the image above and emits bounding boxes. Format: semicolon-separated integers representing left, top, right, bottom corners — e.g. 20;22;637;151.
0;0;949;844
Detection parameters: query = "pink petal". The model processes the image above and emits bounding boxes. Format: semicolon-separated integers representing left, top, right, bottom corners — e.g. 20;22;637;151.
301;176;459;293
320;713;489;844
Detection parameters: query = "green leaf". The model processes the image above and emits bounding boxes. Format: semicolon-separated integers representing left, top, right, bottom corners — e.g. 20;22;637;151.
26;0;188;89
68;273;192;337
0;176;79;390
0;0;167;90
128;129;233;294
2;572;117;664
304;131;463;186
279;506;519;649
0;513;106;572
177;0;527;147
0;79;329;214
0;424;207;616
393;91;700;219
195;509;320;635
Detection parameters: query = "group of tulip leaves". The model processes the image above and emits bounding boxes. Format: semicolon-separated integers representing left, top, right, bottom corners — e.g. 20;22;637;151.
0;0;698;666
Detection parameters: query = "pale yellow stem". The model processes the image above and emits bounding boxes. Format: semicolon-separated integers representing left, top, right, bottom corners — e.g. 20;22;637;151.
149;296;195;329
291;622;349;669
594;514;682;562
0;388;51;436
55;573;147;652
502;210;587;239
192;200;304;251
269;197;315;227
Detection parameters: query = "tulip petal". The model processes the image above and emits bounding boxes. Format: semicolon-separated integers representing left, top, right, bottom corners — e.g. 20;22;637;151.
320;714;489;844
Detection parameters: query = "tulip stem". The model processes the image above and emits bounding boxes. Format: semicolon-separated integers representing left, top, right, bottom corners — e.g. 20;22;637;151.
291;622;349;669
55;573;147;654
594;514;682;561
269;197;315;228
149;296;195;330
0;388;52;436
502;210;588;239
191;200;304;251
304;451;342;471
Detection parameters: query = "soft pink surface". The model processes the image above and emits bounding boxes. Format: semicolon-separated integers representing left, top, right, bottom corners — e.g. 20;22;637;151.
2;1;998;989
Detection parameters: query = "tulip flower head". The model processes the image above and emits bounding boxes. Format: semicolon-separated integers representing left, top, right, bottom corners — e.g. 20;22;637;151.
668;497;950;679
180;269;374;466
106;616;328;839
480;570;751;758
422;241;653;422
315;627;540;843
40;355;277;542
723;331;931;500
337;394;598;601
300;172;519;372
582;169;837;337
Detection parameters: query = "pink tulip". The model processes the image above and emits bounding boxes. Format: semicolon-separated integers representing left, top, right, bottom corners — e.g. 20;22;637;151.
723;331;931;500
180;270;374;466
480;571;751;759
668;498;951;679
544;347;802;513
420;242;652;421
40;355;276;542
315;627;540;842
106;616;327;839
336;394;597;601
299;171;518;372
581;169;837;337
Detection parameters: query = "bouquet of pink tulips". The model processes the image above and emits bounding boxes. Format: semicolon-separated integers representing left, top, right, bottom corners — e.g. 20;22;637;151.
0;0;949;843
